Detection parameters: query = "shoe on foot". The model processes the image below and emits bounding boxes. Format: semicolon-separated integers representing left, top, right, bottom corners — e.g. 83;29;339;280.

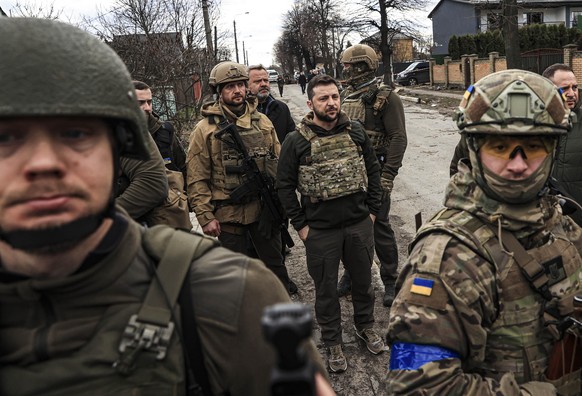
354;326;385;355
287;280;298;295
337;274;352;297
328;344;347;373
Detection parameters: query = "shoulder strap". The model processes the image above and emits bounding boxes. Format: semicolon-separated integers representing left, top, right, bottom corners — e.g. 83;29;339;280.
490;225;553;301
116;227;218;396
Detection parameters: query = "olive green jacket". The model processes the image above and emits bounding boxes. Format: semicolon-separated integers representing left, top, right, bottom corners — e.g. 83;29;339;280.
0;209;323;395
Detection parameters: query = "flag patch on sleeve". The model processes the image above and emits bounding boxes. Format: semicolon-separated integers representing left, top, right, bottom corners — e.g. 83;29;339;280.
410;277;434;296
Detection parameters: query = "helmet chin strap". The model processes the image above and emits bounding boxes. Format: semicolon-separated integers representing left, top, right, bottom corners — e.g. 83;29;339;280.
0;202;115;252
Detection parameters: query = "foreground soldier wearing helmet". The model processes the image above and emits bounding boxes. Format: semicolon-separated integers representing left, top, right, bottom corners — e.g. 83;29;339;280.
0;18;330;395
387;70;582;394
337;44;407;307
187;61;297;294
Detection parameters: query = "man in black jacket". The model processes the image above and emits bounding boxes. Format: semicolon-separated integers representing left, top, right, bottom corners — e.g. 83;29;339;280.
248;64;296;143
277;74;385;373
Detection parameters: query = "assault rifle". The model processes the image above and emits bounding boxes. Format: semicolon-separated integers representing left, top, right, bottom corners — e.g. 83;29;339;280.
214;119;294;248
262;303;315;396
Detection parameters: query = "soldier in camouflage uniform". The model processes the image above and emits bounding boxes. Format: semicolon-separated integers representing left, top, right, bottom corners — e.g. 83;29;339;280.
387;70;582;395
337;44;407;307
277;74;385;373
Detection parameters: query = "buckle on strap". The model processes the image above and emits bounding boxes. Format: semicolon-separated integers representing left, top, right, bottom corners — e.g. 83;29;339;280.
119;314;174;360
114;314;175;376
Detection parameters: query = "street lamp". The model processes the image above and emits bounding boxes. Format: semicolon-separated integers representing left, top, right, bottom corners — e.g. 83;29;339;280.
233;11;249;63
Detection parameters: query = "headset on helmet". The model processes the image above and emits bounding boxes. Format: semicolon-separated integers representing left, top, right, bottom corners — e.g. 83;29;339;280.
0;17;150;160
209;61;249;93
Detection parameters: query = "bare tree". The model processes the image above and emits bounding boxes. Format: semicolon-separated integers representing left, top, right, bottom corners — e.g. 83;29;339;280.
83;0;225;130
349;0;429;84
7;0;63;19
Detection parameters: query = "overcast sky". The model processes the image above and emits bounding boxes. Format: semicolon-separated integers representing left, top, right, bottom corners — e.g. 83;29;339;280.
1;0;438;67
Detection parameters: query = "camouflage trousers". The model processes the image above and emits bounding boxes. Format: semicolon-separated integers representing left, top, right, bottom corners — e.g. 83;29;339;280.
304;217;375;346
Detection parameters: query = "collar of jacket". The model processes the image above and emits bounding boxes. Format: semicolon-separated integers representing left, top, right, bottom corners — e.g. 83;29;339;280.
202;98;259;129
147;112;164;135
300;111;351;136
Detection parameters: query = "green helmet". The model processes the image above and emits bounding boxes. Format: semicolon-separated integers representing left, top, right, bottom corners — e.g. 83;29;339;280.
455;69;571;136
0;18;149;160
209;61;248;93
340;44;379;85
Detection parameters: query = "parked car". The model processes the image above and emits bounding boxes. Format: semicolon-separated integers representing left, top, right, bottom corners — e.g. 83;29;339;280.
267;69;279;83
395;61;430;86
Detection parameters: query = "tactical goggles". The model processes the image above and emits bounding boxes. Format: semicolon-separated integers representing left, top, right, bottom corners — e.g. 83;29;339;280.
479;136;554;160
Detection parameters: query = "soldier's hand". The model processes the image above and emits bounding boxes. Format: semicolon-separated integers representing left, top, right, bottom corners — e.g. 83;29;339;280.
381;178;394;194
520;381;557;395
202;219;221;238
298;225;309;241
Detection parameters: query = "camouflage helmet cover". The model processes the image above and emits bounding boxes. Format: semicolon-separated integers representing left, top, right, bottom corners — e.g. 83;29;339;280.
209;61;248;91
340;44;379;71
455;69;571;136
0;18;150;159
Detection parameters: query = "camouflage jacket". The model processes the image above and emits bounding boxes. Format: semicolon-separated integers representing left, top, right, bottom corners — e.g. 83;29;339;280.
387;164;582;395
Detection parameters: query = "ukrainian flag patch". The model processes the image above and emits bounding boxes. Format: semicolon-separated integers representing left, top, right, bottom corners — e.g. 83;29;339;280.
410;277;434;296
463;85;475;100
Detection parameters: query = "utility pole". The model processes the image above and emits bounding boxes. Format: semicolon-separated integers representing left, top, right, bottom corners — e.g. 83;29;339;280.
234;20;239;63
502;0;520;68
202;0;214;59
243;41;246;65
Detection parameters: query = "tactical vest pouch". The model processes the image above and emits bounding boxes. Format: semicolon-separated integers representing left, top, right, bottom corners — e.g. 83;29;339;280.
146;169;192;230
297;129;368;201
367;130;387;150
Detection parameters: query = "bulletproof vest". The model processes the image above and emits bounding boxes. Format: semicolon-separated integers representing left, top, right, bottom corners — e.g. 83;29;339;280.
341;84;392;151
297;124;368;201
412;208;582;386
211;113;278;191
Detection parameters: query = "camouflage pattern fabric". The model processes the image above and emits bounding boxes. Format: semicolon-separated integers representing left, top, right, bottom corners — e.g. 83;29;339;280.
387;162;582;395
297;123;368;201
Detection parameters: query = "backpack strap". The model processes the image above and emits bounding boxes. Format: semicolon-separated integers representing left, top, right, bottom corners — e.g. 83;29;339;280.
115;226;218;396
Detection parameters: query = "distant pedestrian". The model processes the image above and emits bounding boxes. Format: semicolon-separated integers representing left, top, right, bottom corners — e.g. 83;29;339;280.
298;72;307;94
277;74;285;96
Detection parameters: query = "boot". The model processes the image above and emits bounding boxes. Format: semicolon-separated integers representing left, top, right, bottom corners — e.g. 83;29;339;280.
337;272;352;297
383;279;396;307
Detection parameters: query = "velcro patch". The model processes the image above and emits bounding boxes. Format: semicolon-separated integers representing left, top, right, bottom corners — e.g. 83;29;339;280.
410;277;434;296
400;275;449;311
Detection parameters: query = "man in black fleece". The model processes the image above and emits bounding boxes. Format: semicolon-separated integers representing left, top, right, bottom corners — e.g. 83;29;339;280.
277;74;385;373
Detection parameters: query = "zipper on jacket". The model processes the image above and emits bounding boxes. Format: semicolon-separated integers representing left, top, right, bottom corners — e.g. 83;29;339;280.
33;295;56;361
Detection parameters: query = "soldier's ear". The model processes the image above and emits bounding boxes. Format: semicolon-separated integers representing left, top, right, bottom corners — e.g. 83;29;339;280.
307;100;313;110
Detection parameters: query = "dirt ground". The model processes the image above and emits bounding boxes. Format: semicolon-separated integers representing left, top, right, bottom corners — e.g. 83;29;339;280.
190;84;461;395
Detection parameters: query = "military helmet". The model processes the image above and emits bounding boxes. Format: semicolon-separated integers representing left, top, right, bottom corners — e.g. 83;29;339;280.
455;69;571;136
209;61;248;92
0;18;150;160
341;44;379;71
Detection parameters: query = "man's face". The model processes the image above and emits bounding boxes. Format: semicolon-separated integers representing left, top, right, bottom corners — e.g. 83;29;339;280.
0;117;113;234
479;136;549;180
220;81;247;108
248;69;271;101
308;83;341;123
551;70;579;109
136;88;153;114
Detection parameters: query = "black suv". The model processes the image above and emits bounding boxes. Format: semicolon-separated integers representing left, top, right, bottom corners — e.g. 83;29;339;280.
395;61;430;86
